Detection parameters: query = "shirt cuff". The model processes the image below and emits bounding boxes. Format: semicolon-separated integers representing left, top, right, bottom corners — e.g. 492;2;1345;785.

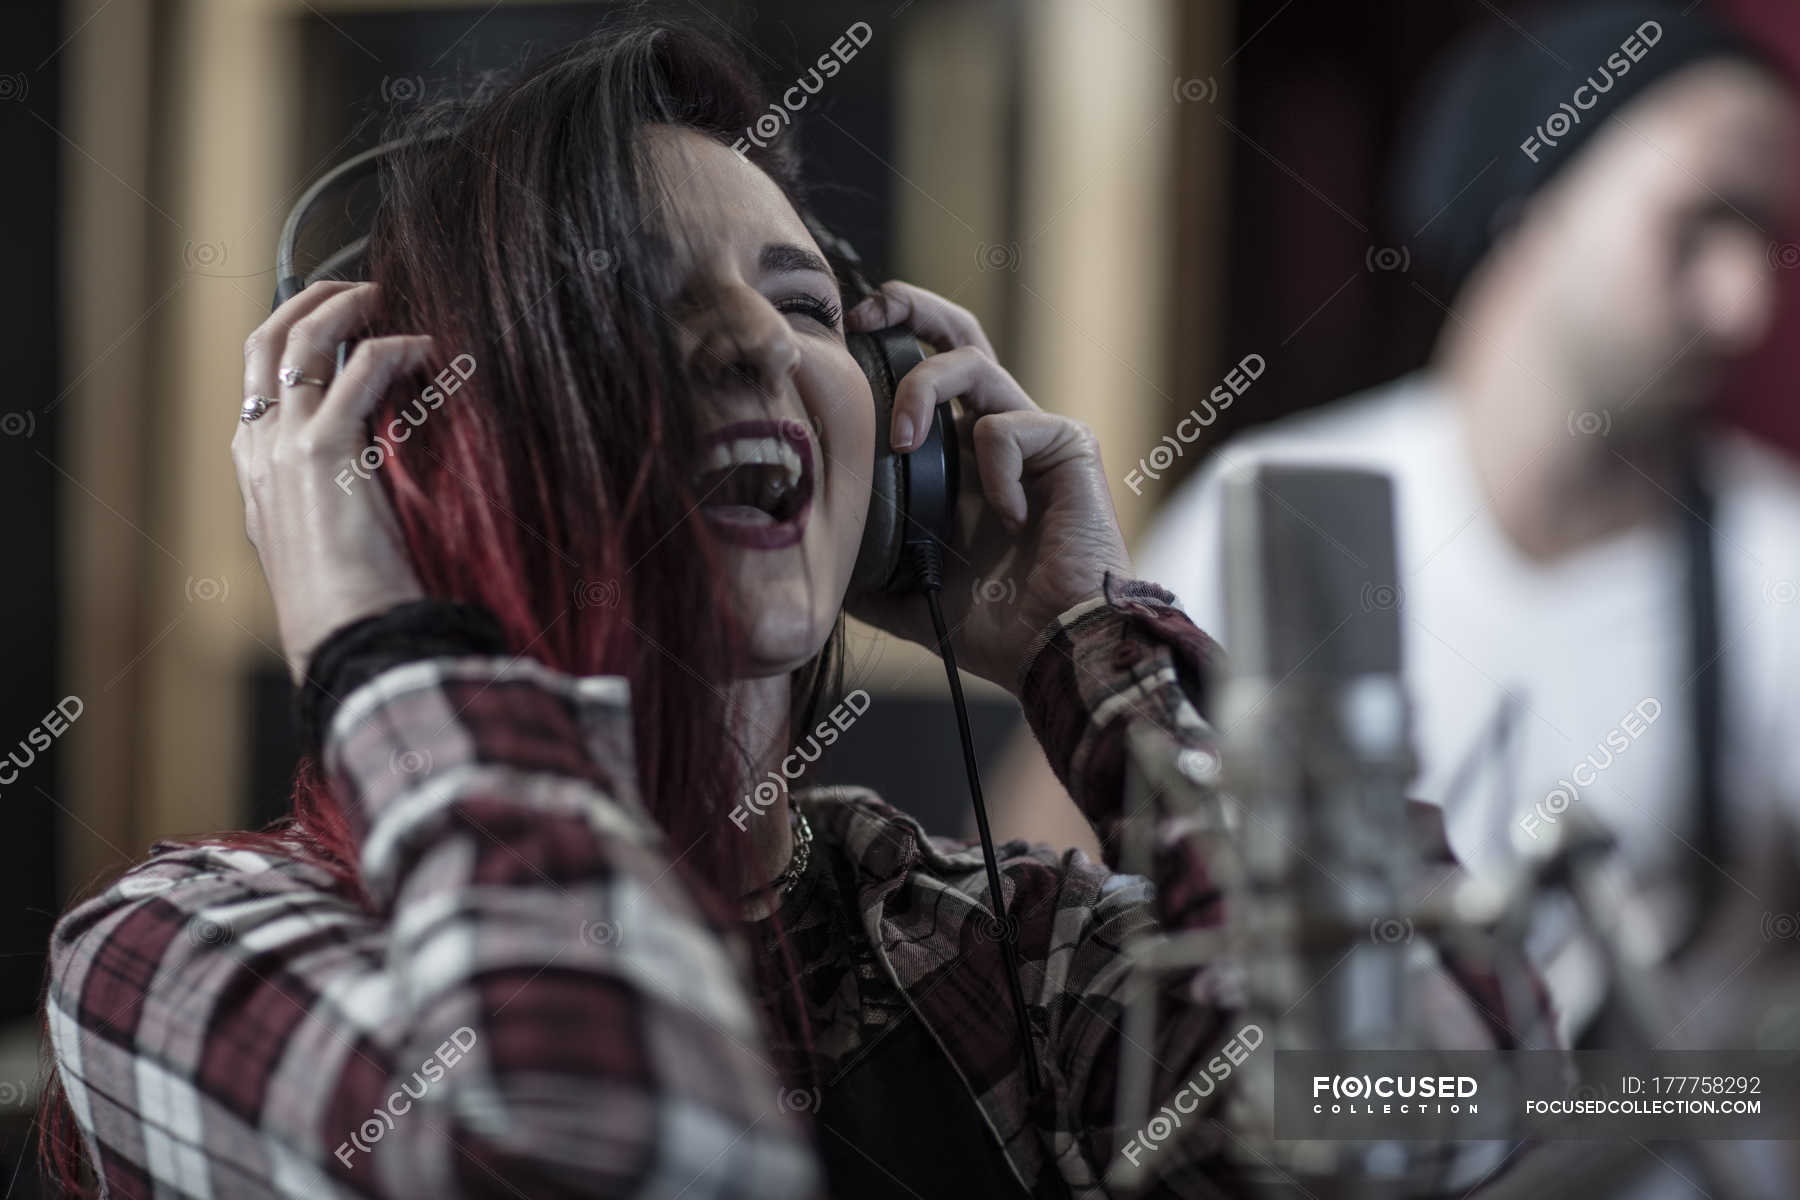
1011;572;1190;697
293;599;508;760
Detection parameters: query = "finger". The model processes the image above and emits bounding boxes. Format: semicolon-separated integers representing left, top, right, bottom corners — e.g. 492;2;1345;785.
891;345;1033;451
231;411;273;555
243;279;359;411
229;426;258;545
277;282;385;419
314;334;440;433
848;280;995;359
971;410;1096;529
844;286;893;331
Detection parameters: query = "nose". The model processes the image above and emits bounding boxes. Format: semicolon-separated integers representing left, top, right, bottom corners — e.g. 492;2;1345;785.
685;285;802;398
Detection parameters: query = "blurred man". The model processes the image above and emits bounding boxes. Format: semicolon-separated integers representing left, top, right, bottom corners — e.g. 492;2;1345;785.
997;1;1800;1062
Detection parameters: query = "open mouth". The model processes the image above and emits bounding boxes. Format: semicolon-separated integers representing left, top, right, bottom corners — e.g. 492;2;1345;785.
692;418;815;549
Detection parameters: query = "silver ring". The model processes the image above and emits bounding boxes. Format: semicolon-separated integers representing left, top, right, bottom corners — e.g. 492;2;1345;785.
240;394;279;423
278;365;330;388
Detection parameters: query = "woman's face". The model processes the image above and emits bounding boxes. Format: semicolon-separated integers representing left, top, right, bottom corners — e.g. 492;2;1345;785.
644;124;875;678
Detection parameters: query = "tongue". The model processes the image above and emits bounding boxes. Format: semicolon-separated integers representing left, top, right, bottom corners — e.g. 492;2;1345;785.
695;462;790;520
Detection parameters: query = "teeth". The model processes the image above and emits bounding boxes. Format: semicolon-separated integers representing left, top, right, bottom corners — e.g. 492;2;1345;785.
694;436;802;489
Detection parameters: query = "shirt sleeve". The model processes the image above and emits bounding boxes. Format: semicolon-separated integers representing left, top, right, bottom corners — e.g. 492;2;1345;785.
1012;575;1556;1193
47;649;822;1199
1013;571;1225;933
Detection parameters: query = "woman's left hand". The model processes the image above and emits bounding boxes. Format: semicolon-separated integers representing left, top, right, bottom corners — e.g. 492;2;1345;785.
844;280;1134;694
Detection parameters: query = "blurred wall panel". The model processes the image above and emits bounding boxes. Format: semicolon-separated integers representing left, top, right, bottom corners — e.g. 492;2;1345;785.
1159;0;1233;510
894;0;1013;368
1203;0;1473;471
844;0;1019;708
0;0;61;1026
1014;0;1179;542
56;0;157;904
135;1;297;852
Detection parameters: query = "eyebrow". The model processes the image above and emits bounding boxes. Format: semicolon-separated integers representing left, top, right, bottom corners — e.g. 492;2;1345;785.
760;243;833;279
655;238;838;313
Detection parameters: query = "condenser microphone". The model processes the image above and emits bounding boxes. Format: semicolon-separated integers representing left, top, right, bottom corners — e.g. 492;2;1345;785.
1215;462;1417;1053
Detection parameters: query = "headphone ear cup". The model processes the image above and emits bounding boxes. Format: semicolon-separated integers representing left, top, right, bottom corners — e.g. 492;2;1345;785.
847;329;907;598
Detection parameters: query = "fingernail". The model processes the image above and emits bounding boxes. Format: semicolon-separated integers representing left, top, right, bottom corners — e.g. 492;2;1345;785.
893;413;915;451
850;296;881;325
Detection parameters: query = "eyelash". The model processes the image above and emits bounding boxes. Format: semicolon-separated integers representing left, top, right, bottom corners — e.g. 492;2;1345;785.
777;294;842;329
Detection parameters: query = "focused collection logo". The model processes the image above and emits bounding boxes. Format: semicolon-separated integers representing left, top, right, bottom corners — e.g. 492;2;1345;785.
1311;1073;1480;1116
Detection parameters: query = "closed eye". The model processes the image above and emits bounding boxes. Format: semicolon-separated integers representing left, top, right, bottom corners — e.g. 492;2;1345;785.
774;291;842;329
776;294;842;330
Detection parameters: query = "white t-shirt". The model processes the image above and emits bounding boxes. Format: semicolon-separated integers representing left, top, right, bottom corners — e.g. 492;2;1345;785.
1134;371;1800;1035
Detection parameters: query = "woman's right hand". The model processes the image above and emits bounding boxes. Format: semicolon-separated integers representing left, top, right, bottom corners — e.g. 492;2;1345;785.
232;281;436;683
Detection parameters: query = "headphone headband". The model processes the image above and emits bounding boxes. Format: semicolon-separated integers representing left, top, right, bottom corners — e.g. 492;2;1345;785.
272;130;454;313
274;129;873;314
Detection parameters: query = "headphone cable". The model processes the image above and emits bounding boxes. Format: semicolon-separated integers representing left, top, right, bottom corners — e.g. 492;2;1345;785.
908;538;1045;1097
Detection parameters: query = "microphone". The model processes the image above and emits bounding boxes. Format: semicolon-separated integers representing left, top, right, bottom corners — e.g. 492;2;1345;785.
1106;463;1440;1194
1214;462;1417;1053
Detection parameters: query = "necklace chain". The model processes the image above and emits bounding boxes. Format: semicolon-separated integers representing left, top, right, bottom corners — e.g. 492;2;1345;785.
742;804;813;903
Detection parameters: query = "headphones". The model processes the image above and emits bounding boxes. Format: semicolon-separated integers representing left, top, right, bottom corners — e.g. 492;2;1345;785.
271;136;958;600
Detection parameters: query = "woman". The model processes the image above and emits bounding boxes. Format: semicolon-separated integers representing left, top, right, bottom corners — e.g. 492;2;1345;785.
41;17;1535;1199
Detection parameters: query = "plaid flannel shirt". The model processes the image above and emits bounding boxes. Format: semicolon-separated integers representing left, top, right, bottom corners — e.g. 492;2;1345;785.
47;577;1549;1198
